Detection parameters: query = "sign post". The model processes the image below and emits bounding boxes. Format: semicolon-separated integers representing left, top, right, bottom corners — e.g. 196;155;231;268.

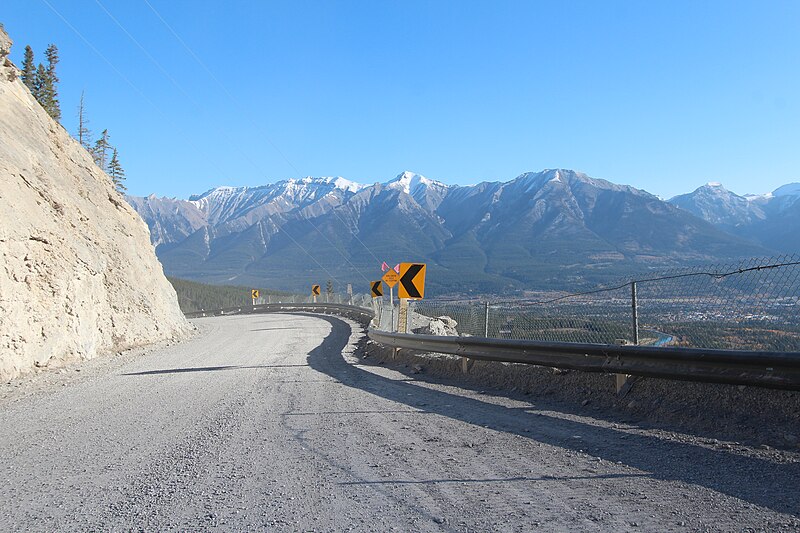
382;269;400;331
370;281;383;328
397;298;409;333
251;289;260;306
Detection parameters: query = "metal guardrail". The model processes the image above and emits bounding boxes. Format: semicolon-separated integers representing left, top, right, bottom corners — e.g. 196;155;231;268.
183;302;800;391
367;329;800;391
184;302;375;323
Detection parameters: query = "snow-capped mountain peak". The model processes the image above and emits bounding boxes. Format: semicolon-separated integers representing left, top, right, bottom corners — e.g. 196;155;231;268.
330;176;366;193
385;171;441;193
669;181;766;227
772;183;800;197
384;171;448;198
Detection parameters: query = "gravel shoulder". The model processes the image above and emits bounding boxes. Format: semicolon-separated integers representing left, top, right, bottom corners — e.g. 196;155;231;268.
1;313;798;532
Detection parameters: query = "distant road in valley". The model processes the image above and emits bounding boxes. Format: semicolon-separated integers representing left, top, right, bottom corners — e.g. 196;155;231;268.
0;314;798;531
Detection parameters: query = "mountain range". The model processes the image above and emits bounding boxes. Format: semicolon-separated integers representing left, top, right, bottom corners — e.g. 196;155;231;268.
126;169;798;295
669;182;800;253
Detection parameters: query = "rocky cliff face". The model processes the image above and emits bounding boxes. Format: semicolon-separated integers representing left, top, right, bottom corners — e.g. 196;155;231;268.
0;27;191;380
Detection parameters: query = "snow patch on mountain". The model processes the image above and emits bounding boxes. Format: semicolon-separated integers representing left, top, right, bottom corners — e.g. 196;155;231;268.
293;176;366;193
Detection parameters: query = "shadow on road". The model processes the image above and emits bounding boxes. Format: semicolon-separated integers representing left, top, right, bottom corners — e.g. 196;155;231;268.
122;364;309;376
305;314;800;518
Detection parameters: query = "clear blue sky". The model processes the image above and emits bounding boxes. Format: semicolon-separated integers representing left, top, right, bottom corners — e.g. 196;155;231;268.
4;1;799;199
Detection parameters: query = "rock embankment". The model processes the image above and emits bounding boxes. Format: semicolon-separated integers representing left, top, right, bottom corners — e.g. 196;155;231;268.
0;26;191;380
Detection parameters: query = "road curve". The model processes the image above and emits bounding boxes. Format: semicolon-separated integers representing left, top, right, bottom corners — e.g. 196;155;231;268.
1;313;798;531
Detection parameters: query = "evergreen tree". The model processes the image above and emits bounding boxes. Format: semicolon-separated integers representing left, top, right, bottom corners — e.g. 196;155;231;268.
23;44;61;122
326;279;334;295
21;45;35;91
32;63;46;104
76;90;92;150
108;148;126;193
32;62;60;121
93;129;110;169
43;44;60;121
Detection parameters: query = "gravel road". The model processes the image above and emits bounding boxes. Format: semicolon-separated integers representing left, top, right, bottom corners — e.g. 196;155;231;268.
1;313;798;532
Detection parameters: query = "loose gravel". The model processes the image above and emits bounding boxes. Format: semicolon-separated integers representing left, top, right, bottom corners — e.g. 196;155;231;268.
1;313;798;531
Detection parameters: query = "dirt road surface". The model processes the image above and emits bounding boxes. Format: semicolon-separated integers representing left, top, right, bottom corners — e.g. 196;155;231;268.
1;313;798;531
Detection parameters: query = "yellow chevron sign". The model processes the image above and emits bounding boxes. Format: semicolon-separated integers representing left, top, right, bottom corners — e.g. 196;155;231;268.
398;263;426;299
312;285;321;296
251;289;260;299
370;280;383;297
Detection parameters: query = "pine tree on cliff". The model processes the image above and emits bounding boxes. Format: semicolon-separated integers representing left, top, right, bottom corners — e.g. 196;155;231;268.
76;91;92;150
43;43;61;121
93;129;110;169
32;63;46;104
32;63;59;121
21;45;35;91
108;148;126;193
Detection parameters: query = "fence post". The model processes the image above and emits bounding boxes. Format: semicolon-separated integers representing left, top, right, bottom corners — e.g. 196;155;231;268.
616;282;639;395
631;281;639;345
484;302;490;337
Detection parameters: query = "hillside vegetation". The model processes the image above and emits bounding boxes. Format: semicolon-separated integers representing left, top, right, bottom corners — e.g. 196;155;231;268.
167;277;292;313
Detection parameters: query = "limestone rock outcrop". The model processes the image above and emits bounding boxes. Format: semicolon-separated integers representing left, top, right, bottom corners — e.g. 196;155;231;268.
0;27;191;380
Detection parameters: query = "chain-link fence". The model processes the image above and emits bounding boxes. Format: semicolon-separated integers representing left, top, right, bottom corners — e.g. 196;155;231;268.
373;255;800;353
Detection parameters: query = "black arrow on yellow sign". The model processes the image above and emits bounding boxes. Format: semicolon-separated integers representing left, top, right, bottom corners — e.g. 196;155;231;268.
370;280;383;297
312;285;321;296
398;263;426;299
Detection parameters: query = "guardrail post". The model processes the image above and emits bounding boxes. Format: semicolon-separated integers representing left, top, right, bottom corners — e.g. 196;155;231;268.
484;301;490;337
